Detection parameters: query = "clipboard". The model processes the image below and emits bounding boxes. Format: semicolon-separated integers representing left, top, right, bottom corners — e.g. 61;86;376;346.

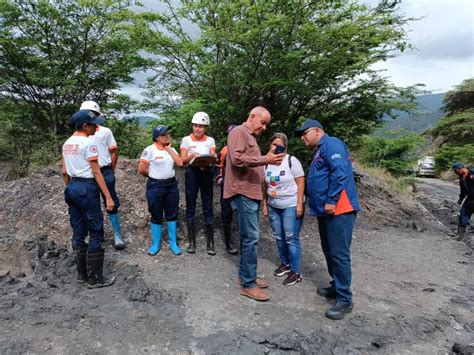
189;154;215;167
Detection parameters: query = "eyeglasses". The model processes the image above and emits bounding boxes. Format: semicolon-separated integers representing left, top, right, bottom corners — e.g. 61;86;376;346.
302;128;317;137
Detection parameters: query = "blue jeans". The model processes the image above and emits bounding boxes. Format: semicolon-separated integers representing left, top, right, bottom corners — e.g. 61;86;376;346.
267;205;302;273
146;177;179;224
317;212;356;304
64;179;104;252
99;166;120;214
185;166;214;224
231;195;260;289
459;198;473;226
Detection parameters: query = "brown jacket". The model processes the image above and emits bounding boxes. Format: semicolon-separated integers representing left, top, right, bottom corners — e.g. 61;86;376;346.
224;124;268;200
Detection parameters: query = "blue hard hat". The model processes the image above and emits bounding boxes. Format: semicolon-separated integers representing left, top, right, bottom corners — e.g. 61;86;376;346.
451;162;464;171
153;125;172;141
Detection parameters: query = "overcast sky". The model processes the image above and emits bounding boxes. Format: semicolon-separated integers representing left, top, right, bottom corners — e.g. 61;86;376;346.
120;0;474;102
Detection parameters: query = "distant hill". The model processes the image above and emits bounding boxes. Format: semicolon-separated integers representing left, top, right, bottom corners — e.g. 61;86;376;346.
121;115;160;127
381;93;445;134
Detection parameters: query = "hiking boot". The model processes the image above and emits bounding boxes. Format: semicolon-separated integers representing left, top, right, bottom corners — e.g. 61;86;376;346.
273;264;290;277
238;277;269;289
317;286;337;299
325;303;353;320
283;271;302;286
240;287;270;301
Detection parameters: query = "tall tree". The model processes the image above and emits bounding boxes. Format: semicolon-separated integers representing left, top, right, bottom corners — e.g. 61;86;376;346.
442;78;474;116
0;0;153;176
143;0;420;146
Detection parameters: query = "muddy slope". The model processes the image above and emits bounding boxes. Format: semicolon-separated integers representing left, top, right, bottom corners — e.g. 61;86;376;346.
0;161;473;354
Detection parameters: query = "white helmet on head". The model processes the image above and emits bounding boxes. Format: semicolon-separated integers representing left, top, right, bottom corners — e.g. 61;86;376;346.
80;100;101;114
191;111;210;125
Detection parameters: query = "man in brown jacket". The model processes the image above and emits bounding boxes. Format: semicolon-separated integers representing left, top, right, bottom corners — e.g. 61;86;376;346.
224;106;285;301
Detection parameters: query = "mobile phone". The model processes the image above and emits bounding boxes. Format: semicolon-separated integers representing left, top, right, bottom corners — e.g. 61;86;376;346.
274;145;285;154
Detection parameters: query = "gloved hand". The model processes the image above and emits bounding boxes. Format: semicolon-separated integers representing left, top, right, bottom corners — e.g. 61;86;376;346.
457;198;463;205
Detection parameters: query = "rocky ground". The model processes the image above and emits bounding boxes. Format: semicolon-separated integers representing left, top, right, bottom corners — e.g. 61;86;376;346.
0;161;473;354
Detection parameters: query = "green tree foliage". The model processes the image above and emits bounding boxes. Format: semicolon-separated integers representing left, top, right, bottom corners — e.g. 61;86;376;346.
429;78;474;172
142;0;420;148
106;117;150;159
434;145;474;174
358;133;427;176
0;0;153;177
442;78;474;116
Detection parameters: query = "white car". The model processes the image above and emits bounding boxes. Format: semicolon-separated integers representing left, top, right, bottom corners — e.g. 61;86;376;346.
416;156;435;178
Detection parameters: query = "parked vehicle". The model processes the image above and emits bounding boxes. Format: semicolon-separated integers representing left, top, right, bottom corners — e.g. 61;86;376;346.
416;156;435;177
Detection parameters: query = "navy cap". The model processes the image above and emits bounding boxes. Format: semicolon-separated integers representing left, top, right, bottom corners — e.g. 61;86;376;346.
452;162;465;171
71;110;105;127
153;125;172;140
294;119;323;136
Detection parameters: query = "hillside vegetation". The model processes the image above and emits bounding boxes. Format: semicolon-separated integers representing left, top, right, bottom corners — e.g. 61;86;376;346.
429;79;474;173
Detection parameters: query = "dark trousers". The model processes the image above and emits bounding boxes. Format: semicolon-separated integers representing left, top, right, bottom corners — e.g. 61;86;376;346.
317;212;356;304
459;198;474;226
99;166;120;215
185;166;214;224
220;179;233;224
64;179;104;252
146;177;179;224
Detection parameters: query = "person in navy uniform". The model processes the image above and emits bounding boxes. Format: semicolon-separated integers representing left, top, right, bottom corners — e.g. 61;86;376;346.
180;112;218;255
138;125;184;256
452;162;474;243
62;110;115;288
215;125;238;255
79;101;124;250
296;119;360;319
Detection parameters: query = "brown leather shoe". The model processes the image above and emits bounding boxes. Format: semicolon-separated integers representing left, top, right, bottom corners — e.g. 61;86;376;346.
240;287;270;301
237;277;269;289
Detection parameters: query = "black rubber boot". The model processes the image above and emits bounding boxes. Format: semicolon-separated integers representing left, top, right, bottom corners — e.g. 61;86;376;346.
205;224;216;255
456;225;467;242
74;244;88;283
86;249;115;289
223;223;238;255
186;223;196;254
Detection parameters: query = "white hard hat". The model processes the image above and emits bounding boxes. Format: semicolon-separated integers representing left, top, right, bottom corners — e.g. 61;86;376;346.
191;111;210;125
80;100;101;114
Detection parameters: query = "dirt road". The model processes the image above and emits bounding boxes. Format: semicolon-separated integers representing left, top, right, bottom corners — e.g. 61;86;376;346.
0;166;473;354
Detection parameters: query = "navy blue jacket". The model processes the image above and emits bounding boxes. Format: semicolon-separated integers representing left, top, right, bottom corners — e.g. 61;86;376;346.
306;134;360;217
459;167;474;200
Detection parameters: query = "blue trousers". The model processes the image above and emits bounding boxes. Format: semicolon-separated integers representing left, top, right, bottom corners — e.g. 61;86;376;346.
146;177;179;224
459;198;473;226
317;212;356;304
231;195;260;289
64;179;104;252
99;166;120;214
268;205;303;273
220;179;233;224
185;166;213;224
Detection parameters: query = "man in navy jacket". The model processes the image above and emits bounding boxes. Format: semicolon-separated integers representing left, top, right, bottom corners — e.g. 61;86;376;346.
296;119;360;320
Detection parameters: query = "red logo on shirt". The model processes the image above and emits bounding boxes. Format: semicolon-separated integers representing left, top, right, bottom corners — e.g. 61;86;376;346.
89;145;98;153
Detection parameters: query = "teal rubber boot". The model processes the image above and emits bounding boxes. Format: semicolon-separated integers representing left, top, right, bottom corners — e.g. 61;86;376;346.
108;213;125;250
148;223;162;255
167;221;182;256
